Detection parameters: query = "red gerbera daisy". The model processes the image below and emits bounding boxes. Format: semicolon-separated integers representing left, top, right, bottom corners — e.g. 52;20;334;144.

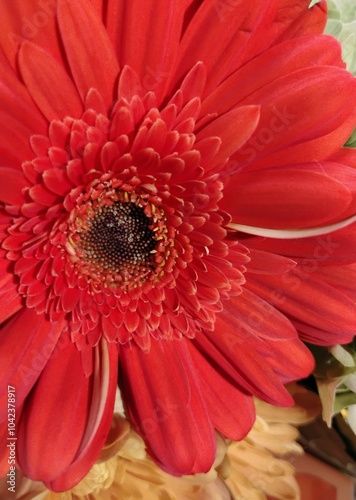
1;0;356;491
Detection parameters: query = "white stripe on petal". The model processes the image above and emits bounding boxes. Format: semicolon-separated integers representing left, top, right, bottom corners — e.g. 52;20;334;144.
227;214;356;239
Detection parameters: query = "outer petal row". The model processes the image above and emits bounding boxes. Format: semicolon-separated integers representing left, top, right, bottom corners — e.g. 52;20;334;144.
17;339;118;492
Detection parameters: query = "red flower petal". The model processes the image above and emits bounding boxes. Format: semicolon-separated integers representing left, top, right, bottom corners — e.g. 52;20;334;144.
0;111;38;170
173;0;276;94
57;0;119;108
247;249;297;275
193;290;314;402
233;85;356;173
316;263;356;300
201;35;344;118
196;106;260;171
0;262;22;323
109;0;187;103
0;310;65;421
174;0;327;95
246;269;356;345
188;341;256;441
17;341;93;481
275;0;327;41
231;67;356;171
192;286;306;406
19;42;83;121
226;289;299;341
254;111;356;169
193;325;293;407
222;166;353;229
0;1;63;69
0;53;47;134
46;340;118;491
18;339;117;491
120;339;216;475
259;336;315;383
0;168;27;205
243;223;356;265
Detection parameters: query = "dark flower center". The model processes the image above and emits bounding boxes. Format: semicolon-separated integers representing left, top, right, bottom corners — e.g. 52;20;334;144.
65;182;175;293
80;202;156;273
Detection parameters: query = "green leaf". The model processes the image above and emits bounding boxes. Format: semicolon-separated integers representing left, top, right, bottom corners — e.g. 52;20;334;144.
334;390;356;413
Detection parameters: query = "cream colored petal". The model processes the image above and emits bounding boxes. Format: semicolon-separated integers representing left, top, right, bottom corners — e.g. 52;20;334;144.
70;456;117;496
114;386;125;414
214;432;230;468
119;432;147;461
344;373;356;393
98;413;131;463
224;469;266;500
46;491;72;500
228;442;295;477
262;475;300;500
226;443;300;500
347;404;356;434
329;345;355;367
200;477;231;500
247;425;303;456
255;385;321;425
124;457;166;487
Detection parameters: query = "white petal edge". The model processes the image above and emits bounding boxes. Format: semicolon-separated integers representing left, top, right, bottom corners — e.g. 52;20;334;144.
227;213;356;239
329;345;355;368
347;404;356;435
73;339;112;460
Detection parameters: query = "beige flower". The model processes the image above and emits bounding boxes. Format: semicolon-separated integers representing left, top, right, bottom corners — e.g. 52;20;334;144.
217;385;321;500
